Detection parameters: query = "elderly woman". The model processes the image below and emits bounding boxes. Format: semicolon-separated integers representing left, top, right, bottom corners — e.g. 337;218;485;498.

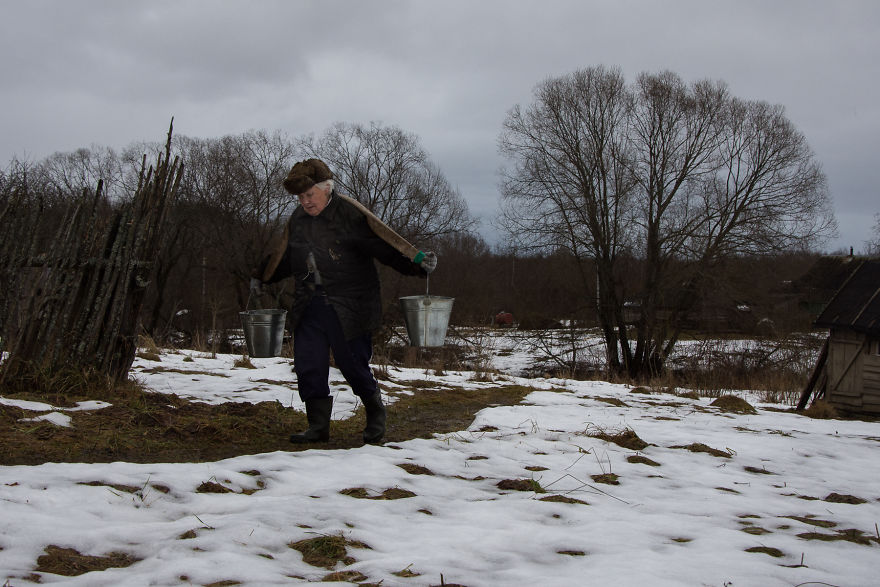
254;159;436;444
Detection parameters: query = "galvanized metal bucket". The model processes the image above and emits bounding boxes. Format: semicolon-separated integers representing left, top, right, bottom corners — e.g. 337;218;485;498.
399;295;454;347
239;309;287;358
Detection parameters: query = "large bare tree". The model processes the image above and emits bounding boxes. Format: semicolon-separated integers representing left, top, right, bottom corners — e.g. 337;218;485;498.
499;67;837;378
499;66;637;371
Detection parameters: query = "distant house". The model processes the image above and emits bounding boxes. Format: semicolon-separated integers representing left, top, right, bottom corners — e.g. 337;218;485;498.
798;260;880;415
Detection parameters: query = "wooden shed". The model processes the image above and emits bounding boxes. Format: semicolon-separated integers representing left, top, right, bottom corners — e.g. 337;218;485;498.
798;259;880;415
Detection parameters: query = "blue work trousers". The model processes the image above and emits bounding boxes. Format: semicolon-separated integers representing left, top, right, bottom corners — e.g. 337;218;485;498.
293;294;378;402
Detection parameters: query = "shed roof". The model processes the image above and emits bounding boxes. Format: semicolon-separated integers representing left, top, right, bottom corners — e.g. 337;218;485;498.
814;260;880;336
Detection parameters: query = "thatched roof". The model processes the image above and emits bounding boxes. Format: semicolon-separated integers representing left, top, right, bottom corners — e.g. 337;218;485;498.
814;260;880;336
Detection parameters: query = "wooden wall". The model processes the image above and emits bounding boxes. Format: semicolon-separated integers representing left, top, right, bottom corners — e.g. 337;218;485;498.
826;328;880;415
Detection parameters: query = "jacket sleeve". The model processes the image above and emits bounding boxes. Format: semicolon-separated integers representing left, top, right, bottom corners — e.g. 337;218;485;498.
346;214;426;277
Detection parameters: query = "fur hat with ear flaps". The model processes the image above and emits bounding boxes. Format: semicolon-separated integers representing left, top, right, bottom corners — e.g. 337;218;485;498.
283;158;333;195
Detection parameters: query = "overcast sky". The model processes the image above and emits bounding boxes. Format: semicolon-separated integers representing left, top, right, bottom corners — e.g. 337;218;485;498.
2;0;878;252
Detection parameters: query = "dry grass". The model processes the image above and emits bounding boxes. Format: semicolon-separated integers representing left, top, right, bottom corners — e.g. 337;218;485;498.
671;443;733;458
585;426;648;451
288;534;370;569
539;495;589;505
0;376;533;466
591;473;620;485
339;487;417;500
35;545;140;576
710;395;758;414
497;479;545;493
824;492;867;504
797;529;879;546
803;400;838;419
745;546;785;557
627;455;661;467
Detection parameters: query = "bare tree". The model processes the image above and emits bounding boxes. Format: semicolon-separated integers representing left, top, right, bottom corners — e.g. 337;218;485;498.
298;121;475;243
36;145;127;203
499;67;837;378
499;66;637;371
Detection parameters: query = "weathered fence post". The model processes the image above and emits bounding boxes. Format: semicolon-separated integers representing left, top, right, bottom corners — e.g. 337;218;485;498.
0;123;184;390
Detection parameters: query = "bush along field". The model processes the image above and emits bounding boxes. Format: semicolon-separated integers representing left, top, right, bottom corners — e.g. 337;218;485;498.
1;331;879;586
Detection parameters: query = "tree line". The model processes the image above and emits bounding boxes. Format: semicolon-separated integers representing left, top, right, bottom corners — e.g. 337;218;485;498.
1;66;854;381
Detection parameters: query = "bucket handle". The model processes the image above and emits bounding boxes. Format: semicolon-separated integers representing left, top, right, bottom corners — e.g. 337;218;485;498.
245;281;287;312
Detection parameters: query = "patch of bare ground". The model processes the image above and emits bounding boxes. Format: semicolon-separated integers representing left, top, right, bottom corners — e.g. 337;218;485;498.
670;443;733;458
595;396;629;407
591;473;620;485
34;545;140;577
627;455;661;466
824;492;867;504
797;529;880;546
397;463;435;475
801;400;838;419
288;534;371;569
497;479;545;493
393;565;422;578
630;386;653;395
323;570;368;582
745;546;785;557
739;521;772;535
339;487;417;500
585;426;648;450
0;381;533;465
710;395;757;414
744;465;775;475
782;515;837;528
539;495;589;505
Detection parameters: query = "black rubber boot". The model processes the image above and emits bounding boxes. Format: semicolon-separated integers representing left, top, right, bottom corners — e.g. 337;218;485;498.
361;391;386;444
290;397;332;444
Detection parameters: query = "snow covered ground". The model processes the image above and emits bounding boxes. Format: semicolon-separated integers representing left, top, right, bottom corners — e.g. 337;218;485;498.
2;341;879;586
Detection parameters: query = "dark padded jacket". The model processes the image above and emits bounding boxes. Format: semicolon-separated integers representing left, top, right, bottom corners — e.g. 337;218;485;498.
265;192;425;340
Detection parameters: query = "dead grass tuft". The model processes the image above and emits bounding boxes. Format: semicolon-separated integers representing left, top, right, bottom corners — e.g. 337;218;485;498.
797;528;879;546
539;495;589;505
323;570;368;582
233;356;256;369
802;400;838;419
557;550;586;556
35;545;140;576
630;386;653;395
824;492;867;504
595;396;629;407
744;466;775;475
591;473;620;485
339;487;416;500
136;351;162;362
288;534;371;569
740;526;772;535
397;463;435;475
710;395;757;414
78;480;142;494
497;478;545;493
197;481;234;494
627;455;661;467
586;426;648;450
671;443;732;458
783;515;836;528
744;546;785;557
393;565;422;578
